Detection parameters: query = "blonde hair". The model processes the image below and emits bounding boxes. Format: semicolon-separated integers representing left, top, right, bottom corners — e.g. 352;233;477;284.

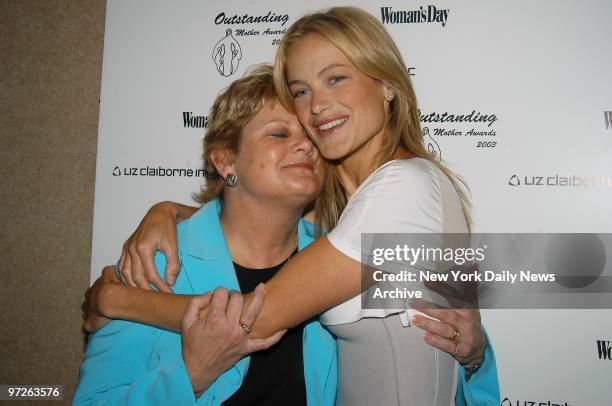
274;6;471;232
194;64;277;204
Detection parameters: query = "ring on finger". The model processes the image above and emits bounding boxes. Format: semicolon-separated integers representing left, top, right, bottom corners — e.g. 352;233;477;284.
239;321;251;334
115;260;125;285
452;329;461;356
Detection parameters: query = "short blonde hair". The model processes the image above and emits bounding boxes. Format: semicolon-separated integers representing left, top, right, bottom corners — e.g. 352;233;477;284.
274;6;470;232
194;64;277;204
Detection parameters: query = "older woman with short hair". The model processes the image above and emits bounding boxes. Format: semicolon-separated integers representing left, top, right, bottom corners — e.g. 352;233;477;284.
74;64;337;405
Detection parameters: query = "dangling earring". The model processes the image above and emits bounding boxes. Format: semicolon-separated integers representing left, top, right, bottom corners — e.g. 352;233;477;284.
225;174;237;187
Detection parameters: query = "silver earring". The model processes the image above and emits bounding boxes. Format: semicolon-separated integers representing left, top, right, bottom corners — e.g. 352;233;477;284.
385;92;395;102
225;173;237;187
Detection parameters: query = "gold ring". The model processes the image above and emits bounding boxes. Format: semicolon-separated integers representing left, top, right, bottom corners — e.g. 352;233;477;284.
453;329;461;344
240;322;251;334
452;329;461;356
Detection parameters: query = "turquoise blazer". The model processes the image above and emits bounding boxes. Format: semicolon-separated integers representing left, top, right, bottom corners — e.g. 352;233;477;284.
74;199;498;405
73;200;337;405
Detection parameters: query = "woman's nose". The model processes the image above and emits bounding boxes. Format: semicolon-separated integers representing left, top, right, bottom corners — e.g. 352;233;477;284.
310;90;331;116
293;129;315;155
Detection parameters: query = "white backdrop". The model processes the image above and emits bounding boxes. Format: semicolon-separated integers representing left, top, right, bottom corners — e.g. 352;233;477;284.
91;1;612;404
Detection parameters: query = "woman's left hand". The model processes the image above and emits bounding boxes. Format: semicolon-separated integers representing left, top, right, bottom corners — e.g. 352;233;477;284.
410;302;485;368
82;266;122;333
409;272;485;368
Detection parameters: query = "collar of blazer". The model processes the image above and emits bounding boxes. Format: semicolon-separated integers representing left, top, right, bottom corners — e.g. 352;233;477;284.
182;199;232;261
177;198;316;296
181;198;315;261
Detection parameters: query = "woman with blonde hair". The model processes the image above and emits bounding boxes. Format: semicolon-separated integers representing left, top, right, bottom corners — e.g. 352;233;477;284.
90;6;499;405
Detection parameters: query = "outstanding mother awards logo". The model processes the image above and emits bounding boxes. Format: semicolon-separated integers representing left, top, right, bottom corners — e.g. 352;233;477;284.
211;10;291;77
420;109;500;160
212;29;243;77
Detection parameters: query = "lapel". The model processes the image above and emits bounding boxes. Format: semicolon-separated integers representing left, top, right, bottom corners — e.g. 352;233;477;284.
178;201;336;405
297;216;315;250
181;199;315;294
179;199;240;294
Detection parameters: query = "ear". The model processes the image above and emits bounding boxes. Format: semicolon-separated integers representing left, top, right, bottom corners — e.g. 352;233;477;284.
382;82;396;102
209;148;236;179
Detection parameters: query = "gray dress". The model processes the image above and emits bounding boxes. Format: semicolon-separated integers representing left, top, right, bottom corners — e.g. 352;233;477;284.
328;316;457;406
323;159;467;405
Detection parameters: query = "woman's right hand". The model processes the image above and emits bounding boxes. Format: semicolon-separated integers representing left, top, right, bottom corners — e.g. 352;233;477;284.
119;201;196;292
181;285;286;396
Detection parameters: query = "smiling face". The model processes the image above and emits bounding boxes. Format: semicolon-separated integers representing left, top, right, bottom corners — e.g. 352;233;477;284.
226;100;323;207
286;33;392;162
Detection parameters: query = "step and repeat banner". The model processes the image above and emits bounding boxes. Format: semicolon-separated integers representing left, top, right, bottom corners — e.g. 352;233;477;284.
91;1;612;404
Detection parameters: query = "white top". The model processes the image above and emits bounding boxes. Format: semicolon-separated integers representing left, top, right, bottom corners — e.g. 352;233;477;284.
321;158;468;326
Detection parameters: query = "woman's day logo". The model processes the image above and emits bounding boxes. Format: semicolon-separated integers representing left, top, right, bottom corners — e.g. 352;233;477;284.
212;29;242;77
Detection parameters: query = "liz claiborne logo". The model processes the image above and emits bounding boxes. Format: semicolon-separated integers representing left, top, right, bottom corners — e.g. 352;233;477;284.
183;112;208;128
508;174;612;188
508;175;520;186
501;397;568;406
212;29;242;77
605;111;612;131
597;339;611;360
112;166;204;178
381;5;449;27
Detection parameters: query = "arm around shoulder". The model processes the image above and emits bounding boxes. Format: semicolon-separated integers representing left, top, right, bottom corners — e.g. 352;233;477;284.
95;252;192;332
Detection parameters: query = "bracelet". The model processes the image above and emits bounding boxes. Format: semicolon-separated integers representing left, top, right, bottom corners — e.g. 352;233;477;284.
463;359;483;371
462;327;487;374
462;350;484;374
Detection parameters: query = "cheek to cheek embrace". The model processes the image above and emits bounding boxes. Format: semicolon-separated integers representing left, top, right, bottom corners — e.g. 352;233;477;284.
232;101;322;203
